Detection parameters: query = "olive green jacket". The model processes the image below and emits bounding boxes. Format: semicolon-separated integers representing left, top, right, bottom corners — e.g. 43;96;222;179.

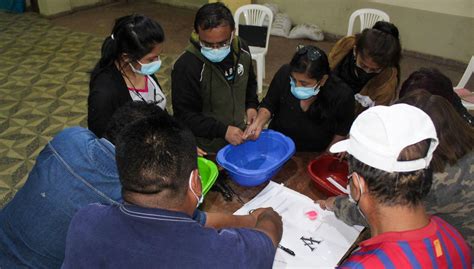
183;33;254;152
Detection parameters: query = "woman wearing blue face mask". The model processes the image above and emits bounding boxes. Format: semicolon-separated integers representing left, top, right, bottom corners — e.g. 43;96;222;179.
88;14;166;138
244;45;355;152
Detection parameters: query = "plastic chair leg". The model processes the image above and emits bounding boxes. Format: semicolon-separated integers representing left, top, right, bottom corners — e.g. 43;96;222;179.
256;57;263;94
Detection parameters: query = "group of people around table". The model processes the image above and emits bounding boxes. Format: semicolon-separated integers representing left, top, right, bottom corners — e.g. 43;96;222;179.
0;2;472;268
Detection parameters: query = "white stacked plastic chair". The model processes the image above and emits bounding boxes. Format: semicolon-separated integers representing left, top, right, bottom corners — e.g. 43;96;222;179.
234;4;273;94
347;8;390;36
454;56;474;110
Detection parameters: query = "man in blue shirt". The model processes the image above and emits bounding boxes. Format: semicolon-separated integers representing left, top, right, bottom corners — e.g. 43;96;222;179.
62;112;282;268
0;101;267;269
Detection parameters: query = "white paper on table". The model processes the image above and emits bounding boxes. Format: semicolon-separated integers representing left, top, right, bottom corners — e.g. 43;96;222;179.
234;181;364;268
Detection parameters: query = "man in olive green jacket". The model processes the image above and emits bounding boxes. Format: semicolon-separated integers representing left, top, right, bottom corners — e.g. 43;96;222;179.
172;2;258;152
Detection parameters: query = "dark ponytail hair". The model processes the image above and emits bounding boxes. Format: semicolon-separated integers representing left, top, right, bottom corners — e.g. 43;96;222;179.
356;21;401;81
372;21;399;39
91;14;165;80
289;45;329;81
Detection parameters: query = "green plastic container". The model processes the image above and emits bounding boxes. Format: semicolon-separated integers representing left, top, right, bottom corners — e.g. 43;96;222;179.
197;157;219;196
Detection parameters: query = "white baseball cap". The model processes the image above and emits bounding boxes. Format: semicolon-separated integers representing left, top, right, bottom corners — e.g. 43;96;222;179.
330;104;439;172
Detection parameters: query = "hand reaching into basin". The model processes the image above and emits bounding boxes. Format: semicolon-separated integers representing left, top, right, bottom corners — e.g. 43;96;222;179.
225;125;244;145
243;107;272;140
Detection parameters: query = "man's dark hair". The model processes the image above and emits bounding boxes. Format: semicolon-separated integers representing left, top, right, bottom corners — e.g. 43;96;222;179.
194;2;235;32
115;113;197;201
348;139;433;207
104;101;165;145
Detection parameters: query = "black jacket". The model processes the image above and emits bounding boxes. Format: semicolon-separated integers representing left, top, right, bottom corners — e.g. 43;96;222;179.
87;64;160;137
261;64;355;152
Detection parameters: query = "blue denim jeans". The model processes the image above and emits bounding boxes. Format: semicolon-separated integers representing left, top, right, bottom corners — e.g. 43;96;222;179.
0;127;122;268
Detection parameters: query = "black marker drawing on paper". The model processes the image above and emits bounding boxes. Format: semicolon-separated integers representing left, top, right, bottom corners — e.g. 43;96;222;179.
300;236;322;252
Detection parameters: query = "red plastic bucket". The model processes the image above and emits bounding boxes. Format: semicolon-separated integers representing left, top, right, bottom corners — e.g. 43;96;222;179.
307;154;349;196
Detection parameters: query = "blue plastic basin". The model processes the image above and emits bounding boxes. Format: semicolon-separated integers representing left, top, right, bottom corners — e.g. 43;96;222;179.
217;130;295;186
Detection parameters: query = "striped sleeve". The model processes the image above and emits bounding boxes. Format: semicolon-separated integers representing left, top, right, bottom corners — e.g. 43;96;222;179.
339;248;395;269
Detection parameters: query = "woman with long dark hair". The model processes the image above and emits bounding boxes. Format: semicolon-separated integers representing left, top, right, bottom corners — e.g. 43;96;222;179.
329;21;401;115
88;14;166;137
244;45;355;152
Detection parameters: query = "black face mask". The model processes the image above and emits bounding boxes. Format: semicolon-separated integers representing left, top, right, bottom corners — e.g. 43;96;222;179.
353;64;378;83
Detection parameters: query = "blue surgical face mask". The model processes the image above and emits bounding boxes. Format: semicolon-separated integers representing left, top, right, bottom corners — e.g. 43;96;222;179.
189;172;203;208
201;46;231;63
290;77;320;100
130;59;162;75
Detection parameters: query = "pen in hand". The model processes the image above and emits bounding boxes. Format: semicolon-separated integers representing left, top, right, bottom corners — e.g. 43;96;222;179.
278;244;295;256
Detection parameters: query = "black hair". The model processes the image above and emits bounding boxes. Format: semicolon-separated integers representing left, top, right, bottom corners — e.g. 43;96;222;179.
348;139;433;207
399;68;473;126
356;21;401;80
194;2;235;32
372;21;399;39
289;45;329;81
400;68;454;101
91;14;165;80
103;101;165;145
115;113;197;200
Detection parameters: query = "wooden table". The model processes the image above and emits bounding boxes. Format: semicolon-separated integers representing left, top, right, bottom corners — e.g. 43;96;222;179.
202;152;367;264
202;152;327;213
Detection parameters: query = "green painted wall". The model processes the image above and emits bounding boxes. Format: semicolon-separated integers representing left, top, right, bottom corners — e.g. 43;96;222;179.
37;0;74;16
152;0;207;9
37;0;105;16
36;0;473;62
70;0;100;9
366;1;473;63
254;0;474;63
256;0;357;36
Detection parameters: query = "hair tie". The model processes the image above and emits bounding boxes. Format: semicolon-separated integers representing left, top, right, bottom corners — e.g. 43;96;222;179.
372;22;399;40
110;34;115;40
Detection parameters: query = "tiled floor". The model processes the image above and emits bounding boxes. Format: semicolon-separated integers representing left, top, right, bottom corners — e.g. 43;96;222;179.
0;10;175;206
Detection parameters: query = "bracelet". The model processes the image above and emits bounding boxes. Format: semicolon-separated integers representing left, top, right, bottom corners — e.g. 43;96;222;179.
248;209;256;215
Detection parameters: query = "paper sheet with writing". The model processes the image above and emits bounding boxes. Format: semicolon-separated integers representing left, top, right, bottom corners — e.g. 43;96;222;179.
234;181;363;268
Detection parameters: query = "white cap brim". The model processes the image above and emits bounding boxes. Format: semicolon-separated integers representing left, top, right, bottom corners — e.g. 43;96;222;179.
329;139;350;153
